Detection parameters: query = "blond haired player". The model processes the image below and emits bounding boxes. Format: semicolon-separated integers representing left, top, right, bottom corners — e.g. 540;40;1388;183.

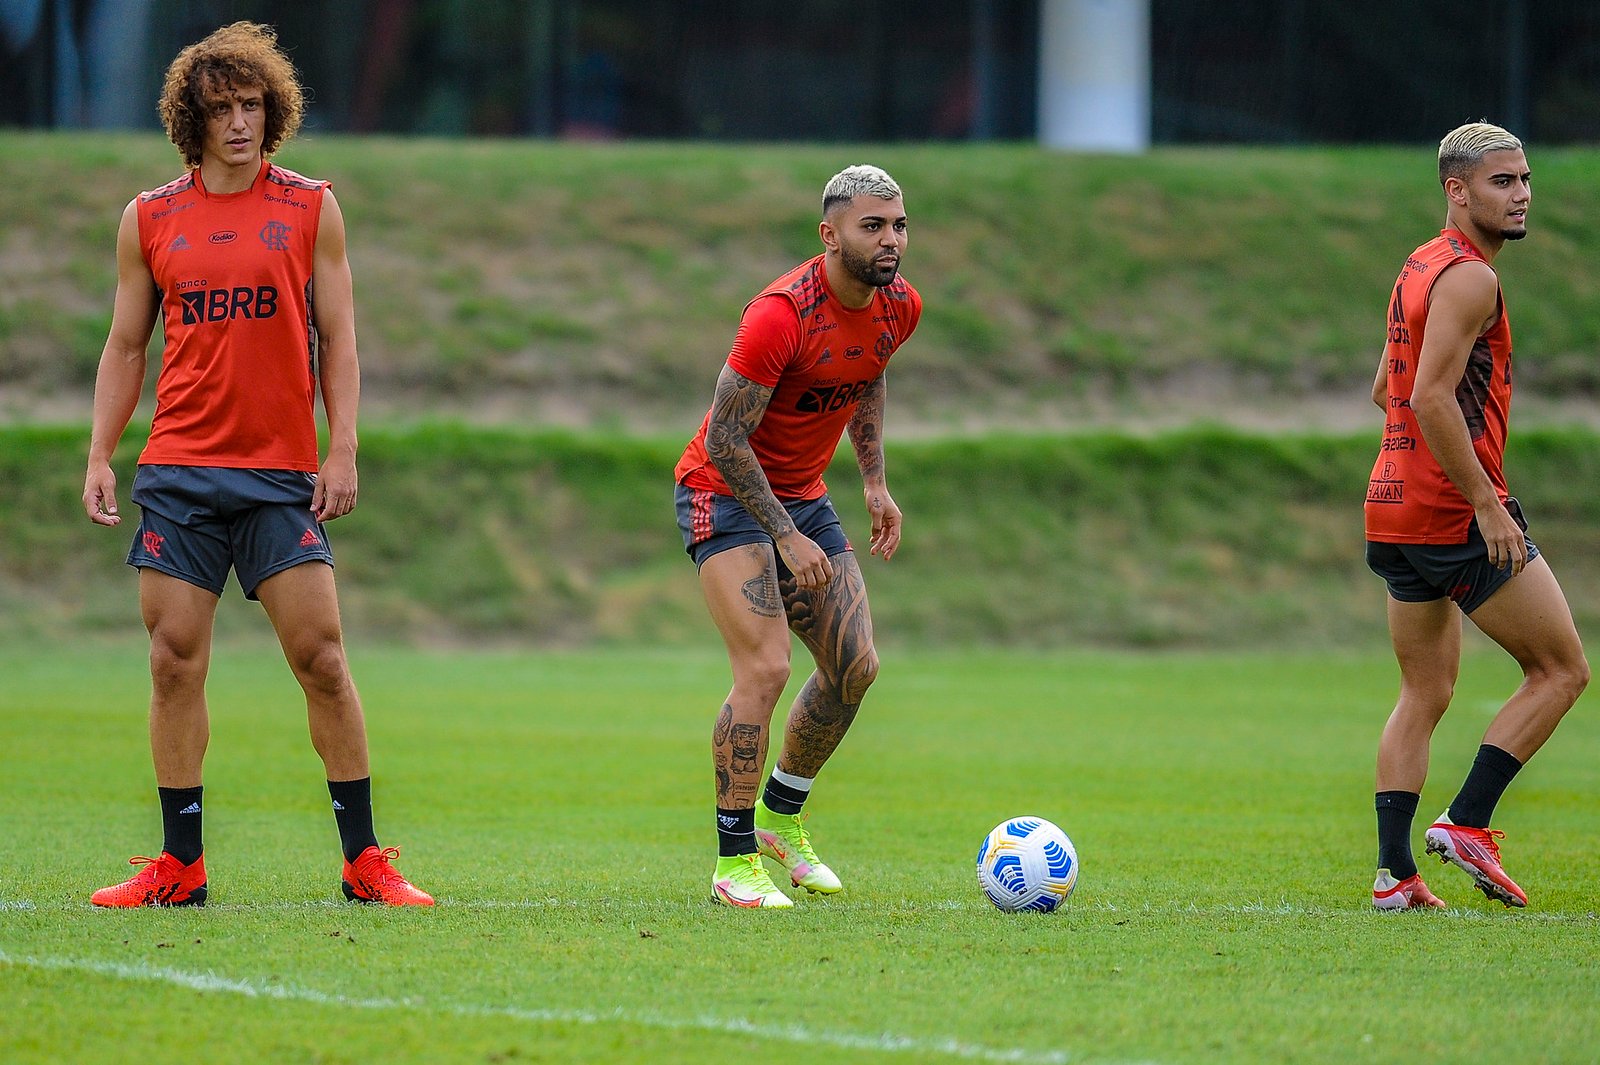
1365;122;1588;910
675;165;921;907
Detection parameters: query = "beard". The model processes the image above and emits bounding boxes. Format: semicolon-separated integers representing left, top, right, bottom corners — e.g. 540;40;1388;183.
840;242;899;288
1469;198;1526;241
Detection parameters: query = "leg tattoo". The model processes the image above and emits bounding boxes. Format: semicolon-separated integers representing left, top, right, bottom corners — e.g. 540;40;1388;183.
780;675;859;779
778;553;878;779
741;572;783;618
731;723;762;774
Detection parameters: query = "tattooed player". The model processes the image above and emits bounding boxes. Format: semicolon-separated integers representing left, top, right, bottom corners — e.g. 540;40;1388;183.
674;165;922;907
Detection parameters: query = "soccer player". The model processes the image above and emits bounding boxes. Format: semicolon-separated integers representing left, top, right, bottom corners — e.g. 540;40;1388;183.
1365;122;1589;911
675;165;921;908
82;22;431;907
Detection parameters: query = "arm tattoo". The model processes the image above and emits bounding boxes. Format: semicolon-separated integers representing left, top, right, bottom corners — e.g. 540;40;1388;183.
705;366;795;538
847;374;886;483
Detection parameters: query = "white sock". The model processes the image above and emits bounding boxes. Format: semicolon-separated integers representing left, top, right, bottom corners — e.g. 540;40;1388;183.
770;767;815;792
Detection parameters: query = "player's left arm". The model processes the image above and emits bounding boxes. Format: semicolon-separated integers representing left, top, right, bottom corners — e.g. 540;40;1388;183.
1412;261;1524;572
311;189;360;522
1371;348;1388;410
847;371;900;560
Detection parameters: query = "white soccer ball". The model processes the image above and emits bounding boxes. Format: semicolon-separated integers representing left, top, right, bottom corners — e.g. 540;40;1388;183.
976;816;1078;913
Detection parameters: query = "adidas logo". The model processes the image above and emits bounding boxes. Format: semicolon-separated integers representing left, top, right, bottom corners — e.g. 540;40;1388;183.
178;802;202;815
169;235;191;251
331;800;345;811
717;815;740;829
300;529;320;547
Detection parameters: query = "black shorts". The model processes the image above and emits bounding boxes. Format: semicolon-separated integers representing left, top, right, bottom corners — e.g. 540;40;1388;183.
1366;499;1538;615
127;465;334;600
675;484;851;571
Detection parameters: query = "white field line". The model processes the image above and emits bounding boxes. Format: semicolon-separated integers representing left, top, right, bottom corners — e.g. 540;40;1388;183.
0;949;1107;1065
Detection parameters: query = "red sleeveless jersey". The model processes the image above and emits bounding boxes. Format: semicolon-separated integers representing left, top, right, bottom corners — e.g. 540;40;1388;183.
675;255;922;500
136;159;327;470
1365;230;1513;543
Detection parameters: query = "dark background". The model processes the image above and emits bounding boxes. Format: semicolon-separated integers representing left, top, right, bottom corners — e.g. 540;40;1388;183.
4;0;1593;143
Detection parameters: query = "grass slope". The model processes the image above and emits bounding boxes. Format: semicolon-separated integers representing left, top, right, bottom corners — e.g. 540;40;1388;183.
4;133;1600;428
1;645;1597;1064
8;424;1600;648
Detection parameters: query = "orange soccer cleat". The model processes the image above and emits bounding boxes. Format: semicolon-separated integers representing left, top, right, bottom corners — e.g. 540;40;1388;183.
91;852;208;908
341;845;434;906
1425;813;1528;908
1372;868;1447;911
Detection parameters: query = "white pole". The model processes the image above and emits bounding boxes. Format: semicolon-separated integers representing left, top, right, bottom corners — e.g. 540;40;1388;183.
1038;0;1150;153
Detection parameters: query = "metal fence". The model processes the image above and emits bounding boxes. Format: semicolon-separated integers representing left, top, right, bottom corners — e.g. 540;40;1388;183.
4;0;1595;143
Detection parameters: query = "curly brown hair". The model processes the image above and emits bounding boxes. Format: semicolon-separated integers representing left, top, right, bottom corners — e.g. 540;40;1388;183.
158;22;305;168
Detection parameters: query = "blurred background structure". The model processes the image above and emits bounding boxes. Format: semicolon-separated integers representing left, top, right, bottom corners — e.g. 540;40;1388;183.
6;0;1600;650
4;0;1591;145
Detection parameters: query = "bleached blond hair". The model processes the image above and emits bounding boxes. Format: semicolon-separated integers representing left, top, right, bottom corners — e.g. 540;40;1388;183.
1438;121;1523;186
822;164;902;216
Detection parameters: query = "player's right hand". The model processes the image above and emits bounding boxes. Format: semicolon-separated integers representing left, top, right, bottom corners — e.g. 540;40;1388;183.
84;464;121;526
777;531;833;590
1477;501;1527;575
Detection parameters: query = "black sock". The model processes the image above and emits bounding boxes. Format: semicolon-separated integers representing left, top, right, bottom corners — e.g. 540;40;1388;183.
158;786;204;866
1375;790;1419;880
716;807;756;857
761;775;809;816
1448;744;1524;828
328;777;379;863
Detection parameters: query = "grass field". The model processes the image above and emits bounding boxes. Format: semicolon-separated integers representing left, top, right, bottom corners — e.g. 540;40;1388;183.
8;133;1600;430
2;642;1597;1063
13;424;1600;650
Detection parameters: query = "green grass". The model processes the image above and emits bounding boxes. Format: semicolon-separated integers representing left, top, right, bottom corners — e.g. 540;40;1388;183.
6;133;1600;428
3;643;1597;1064
10;424;1600;649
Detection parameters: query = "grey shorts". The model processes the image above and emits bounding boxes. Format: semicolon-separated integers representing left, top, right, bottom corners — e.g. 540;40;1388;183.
1366;499;1538;615
675;484;851;573
127;465;333;600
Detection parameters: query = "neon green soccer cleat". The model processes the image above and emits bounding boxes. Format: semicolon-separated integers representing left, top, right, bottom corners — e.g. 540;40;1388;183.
711;853;794;908
755;799;841;894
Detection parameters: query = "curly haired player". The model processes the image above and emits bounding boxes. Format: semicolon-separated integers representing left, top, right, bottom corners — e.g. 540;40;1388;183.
84;22;431;907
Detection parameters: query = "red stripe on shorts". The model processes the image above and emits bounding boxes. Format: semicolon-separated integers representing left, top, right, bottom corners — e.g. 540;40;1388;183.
692;489;715;543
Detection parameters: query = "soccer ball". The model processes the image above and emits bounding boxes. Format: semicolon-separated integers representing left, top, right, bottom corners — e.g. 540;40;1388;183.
976;816;1078;913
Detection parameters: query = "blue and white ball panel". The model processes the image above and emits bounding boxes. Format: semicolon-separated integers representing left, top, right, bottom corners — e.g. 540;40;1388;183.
976;816;1078;913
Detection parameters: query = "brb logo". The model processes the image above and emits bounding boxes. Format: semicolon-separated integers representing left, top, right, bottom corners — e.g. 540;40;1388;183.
796;379;870;414
259;221;291;251
180;286;279;324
